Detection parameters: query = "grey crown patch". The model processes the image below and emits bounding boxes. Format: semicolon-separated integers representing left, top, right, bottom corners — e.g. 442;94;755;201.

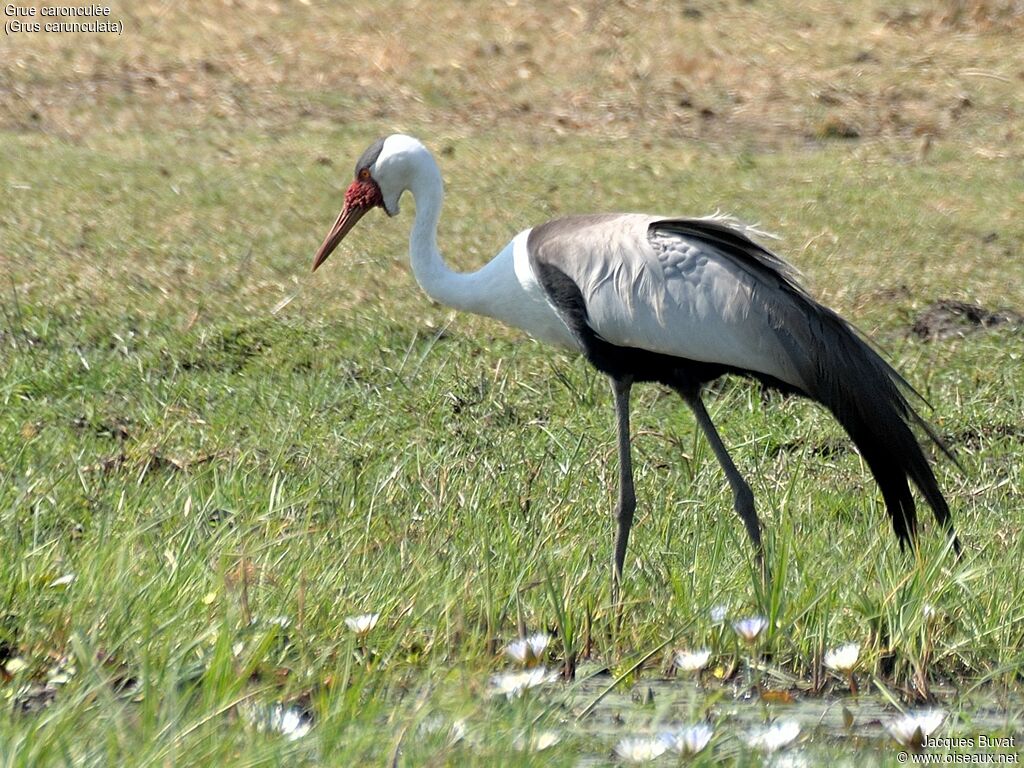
354;137;387;178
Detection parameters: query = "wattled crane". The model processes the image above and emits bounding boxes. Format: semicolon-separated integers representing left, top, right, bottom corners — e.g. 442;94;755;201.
311;134;961;593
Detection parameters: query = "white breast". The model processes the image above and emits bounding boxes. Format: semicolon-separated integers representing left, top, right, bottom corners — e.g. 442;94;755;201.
467;230;580;350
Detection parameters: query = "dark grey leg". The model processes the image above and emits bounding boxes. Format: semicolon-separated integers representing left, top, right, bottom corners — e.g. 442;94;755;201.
682;392;766;572
610;375;636;604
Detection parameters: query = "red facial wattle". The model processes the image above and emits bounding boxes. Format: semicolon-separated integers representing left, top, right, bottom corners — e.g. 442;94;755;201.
312;178;384;272
345;179;383;210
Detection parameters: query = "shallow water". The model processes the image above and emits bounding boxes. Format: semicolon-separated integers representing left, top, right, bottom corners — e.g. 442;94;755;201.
563;664;1024;765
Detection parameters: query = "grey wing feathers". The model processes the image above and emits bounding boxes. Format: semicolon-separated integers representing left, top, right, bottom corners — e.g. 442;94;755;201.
530;213;830;383
528;213;665;322
651;216;807;297
654;217;931;401
664;216;959;469
529;212;959;549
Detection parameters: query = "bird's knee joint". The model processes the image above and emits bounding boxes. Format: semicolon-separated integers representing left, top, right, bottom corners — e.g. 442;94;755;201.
617;496;636;521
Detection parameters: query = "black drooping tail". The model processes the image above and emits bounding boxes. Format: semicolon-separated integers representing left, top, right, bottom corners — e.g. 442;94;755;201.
792;304;961;554
656;218;961;553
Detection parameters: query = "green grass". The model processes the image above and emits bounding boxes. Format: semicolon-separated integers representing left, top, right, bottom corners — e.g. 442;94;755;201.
3;1;1024;764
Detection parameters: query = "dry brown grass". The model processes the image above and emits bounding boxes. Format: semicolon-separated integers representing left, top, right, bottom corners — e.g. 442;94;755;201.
2;0;1021;151
933;0;1024;29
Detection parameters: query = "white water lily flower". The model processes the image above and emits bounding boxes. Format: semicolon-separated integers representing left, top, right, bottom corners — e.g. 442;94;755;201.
4;657;28;675
449;718;467;744
770;754;814;768
504;633;551;667
887;710;945;750
675;648;711;672
45;659;76;686
744;720;800;753
710;604;728;624
733;616;768;643
513;729;561;751
823;643;860;672
614;736;668;762
489;667;558;699
344;613;380;635
661;723;714;755
253;704;312;741
418;713;466;744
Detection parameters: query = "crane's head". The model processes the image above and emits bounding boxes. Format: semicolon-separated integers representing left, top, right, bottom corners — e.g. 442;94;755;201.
312;134;435;272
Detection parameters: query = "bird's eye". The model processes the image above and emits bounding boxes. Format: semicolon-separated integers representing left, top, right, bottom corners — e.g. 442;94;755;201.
358;168;371;181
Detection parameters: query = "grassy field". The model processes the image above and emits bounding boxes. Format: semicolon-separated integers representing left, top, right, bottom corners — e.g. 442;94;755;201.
2;1;1024;764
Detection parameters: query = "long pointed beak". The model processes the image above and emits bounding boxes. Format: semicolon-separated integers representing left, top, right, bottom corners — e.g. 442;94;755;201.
312;203;369;272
